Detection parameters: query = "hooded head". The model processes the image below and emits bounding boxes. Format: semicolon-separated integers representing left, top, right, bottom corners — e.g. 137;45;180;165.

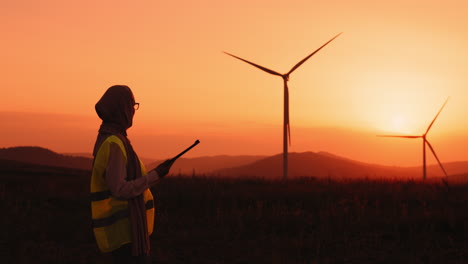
95;85;136;133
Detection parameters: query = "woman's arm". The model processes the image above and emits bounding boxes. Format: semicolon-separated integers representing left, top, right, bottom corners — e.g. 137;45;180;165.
105;142;160;199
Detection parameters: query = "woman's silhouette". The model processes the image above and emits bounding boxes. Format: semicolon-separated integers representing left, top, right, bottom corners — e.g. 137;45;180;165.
90;85;172;264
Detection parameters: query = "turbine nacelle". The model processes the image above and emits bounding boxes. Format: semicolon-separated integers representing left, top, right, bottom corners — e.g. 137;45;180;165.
377;97;450;180
223;32;342;80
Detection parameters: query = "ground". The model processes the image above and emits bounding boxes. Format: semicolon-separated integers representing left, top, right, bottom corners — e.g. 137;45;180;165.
1;165;467;263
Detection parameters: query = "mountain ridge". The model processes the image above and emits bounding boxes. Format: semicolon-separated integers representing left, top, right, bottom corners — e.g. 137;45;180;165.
0;146;267;174
216;151;468;180
0;146;93;171
2;146;468;181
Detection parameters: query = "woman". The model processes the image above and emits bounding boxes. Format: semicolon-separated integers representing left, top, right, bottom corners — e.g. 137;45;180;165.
90;85;172;264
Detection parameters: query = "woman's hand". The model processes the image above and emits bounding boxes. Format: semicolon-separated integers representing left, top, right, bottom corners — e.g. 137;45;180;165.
154;159;174;178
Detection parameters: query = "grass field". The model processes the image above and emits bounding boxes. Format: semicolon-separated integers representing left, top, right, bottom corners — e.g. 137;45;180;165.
1;167;467;263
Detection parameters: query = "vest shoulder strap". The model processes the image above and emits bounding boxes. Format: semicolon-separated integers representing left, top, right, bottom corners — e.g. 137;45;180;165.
102;135;127;161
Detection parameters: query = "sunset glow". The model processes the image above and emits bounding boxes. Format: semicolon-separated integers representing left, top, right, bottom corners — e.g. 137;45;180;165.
388;115;412;135
1;0;468;166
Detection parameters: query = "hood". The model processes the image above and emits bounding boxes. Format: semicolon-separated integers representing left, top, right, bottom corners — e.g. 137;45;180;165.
95;85;135;132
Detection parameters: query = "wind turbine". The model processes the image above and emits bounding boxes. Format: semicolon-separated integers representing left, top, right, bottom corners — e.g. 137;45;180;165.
378;98;450;180
224;33;342;179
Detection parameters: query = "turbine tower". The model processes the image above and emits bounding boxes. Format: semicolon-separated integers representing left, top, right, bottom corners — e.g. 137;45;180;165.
378;98;450;180
224;33;342;179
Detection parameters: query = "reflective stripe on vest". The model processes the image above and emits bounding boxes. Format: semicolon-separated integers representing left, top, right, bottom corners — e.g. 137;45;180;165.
92;200;154;228
90;135;154;253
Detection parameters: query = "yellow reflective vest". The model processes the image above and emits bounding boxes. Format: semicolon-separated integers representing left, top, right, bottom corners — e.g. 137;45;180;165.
90;135;154;253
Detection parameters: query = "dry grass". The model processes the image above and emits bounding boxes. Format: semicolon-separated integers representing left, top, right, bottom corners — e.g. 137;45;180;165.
2;170;467;263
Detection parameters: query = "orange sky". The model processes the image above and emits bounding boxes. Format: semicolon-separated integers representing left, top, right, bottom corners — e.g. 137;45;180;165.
1;0;468;166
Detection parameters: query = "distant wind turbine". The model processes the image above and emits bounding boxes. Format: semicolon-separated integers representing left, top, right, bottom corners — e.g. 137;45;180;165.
378;98;450;180
224;33;342;179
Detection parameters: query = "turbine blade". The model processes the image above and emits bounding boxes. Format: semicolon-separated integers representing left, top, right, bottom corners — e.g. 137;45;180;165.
377;135;421;138
425;140;448;177
223;52;283;77
287;32;342;76
425;97;450;135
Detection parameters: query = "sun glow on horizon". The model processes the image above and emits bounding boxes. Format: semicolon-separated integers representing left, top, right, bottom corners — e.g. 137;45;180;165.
387;115;415;135
374;113;420;135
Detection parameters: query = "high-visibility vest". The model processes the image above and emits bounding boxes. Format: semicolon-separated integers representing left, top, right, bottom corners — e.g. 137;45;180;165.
90;135;154;253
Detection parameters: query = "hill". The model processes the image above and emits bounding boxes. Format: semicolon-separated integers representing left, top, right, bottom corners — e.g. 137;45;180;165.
2;146;467;182
0;146;266;175
217;151;468;181
147;155;267;175
216;152;405;179
0;146;93;171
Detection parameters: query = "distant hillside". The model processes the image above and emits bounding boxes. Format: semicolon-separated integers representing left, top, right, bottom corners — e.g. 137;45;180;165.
62;152;94;158
0;146;265;174
0;146;93;171
446;173;468;184
2;146;467;182
147;155;267;175
0;146;266;175
426;161;468;177
0;158;90;176
216;151;468;181
216;152;405;179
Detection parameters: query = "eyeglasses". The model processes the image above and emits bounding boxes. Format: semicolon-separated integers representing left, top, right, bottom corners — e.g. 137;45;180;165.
134;102;140;110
